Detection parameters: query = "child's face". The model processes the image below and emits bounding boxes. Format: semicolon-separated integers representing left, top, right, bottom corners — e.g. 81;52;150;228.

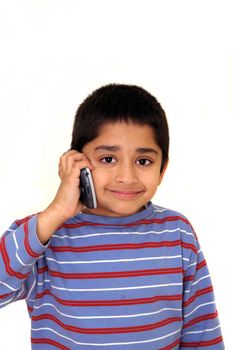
82;121;167;217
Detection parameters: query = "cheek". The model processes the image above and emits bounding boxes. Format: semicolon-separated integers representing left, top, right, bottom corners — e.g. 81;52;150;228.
144;175;160;191
92;169;110;190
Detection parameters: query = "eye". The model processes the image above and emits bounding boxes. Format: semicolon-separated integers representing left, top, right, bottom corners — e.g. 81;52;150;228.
101;156;116;164
136;158;152;166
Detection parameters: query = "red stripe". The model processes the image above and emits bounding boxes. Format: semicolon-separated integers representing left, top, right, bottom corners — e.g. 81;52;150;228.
38;266;48;274
181;241;197;254
27;305;33;313
180;336;223;347
32;313;182;334
0;292;12;299
50;240;182;253
160;338;180;350
184;286;213;307
60;215;190;229
24;221;41;258
49;267;183;279
15;214;34;227
196;259;207;270
0;236;28;280
183;275;194;282
31;337;70;350
183;311;218;329
36;289;182;307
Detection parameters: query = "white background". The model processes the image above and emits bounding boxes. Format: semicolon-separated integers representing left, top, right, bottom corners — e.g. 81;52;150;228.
0;1;232;348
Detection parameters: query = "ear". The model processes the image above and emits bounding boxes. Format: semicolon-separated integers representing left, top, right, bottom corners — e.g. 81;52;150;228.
158;160;169;185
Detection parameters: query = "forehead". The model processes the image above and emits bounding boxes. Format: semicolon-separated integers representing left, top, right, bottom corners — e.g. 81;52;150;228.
96;121;158;145
82;121;161;156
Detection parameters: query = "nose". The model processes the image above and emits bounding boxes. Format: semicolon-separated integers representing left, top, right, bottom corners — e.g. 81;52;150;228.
114;163;138;185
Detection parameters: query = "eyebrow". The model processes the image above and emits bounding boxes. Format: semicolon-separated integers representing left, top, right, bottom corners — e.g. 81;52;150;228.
94;145;158;154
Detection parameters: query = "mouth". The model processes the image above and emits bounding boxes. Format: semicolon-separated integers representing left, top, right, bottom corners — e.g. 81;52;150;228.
108;189;144;199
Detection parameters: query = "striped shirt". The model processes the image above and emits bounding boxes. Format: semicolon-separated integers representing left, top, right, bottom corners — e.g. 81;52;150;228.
0;202;224;349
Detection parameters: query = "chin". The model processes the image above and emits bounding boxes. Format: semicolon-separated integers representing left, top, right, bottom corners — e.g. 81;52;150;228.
100;203;145;217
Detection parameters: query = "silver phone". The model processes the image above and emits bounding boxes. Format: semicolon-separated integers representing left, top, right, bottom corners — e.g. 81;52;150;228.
79;168;97;209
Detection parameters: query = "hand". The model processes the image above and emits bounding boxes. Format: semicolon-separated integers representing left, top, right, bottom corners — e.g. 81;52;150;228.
37;150;94;244
51;150;94;220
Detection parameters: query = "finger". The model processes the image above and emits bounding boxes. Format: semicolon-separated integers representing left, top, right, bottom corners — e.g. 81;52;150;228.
66;151;95;172
59;151;83;177
60;149;80;162
65;152;88;175
59;150;94;179
70;160;94;180
59;153;70;177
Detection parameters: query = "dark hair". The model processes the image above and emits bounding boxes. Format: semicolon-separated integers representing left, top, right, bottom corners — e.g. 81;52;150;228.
71;84;169;172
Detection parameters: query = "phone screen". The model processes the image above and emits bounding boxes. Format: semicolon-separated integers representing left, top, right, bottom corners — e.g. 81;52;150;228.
79;168;97;209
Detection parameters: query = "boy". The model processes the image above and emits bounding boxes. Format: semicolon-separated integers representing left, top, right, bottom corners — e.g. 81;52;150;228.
0;84;224;349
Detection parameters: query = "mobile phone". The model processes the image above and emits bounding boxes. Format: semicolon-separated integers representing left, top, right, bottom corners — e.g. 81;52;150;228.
79;168;97;209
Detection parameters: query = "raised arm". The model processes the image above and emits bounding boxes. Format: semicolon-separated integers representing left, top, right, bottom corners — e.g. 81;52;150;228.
36;150;93;244
0;150;93;307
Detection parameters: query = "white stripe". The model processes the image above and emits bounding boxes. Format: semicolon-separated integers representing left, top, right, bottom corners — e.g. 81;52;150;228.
53;228;183;239
184;301;216;318
14;285;25;301
13;231;34;267
0;296;15;306
182;257;189;262
37;279;50;286
34;302;181;320
184;274;210;293
15;251;34;267
187;261;197;269
51;282;182;292
0;282;25;302
180;229;194;237
192;274;210;286
28;299;36;304
31;327;181;346
12;231;18;249
0;280;18;292
46;255;182;265
152;206;169;213
182;324;221;336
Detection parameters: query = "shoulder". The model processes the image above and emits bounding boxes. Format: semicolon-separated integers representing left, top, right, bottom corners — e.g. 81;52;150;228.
150;204;199;265
1;214;37;236
151;203;186;218
149;203;192;226
150;203;198;243
15;214;36;227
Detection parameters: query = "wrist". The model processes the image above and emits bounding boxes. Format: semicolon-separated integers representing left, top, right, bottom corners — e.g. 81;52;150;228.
48;202;71;221
37;205;68;245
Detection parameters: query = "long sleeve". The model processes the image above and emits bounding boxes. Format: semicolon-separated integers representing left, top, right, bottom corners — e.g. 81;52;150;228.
180;228;224;349
0;215;48;308
0;204;225;349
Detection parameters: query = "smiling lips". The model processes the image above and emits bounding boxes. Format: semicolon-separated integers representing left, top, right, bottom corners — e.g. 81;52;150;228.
108;189;144;199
